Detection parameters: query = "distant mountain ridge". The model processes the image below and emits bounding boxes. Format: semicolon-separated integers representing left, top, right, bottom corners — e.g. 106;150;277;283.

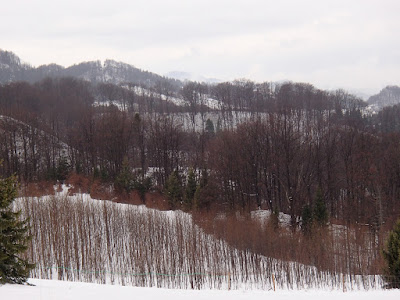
0;50;31;82
0;49;182;88
166;71;221;84
367;85;400;111
6;49;399;113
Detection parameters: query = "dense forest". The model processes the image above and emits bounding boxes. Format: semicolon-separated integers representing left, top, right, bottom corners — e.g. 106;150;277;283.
1;71;400;282
1;77;400;222
2;77;399;223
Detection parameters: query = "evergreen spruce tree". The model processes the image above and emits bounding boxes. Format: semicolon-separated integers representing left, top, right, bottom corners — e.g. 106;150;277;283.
301;204;313;235
115;157;134;193
185;168;197;209
56;156;70;181
193;169;214;210
314;188;328;226
0;174;34;284
382;218;400;288
205;119;215;136
133;176;152;203
165;170;182;209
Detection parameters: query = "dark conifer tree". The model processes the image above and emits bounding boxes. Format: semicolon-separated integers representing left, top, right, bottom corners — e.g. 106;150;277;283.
165;170;182;209
114;157;134;193
314;188;328;226
382;218;400;288
301;204;313;235
185;168;197;209
205;119;215;136
0;174;34;284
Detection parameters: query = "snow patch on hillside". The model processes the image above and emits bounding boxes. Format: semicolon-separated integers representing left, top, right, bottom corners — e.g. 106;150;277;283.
108;85;223;109
251;209;292;227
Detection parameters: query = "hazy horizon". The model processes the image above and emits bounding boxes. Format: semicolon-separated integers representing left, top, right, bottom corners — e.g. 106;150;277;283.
1;0;399;95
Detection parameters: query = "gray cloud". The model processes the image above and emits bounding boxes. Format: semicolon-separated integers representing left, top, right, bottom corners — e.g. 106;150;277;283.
1;0;399;94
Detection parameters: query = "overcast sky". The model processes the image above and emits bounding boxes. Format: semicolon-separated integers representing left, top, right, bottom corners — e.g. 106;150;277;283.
1;0;399;95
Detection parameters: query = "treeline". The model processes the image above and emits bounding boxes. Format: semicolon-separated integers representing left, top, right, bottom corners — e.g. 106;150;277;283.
0;77;399;228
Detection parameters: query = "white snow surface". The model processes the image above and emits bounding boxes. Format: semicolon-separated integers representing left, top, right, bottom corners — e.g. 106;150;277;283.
2;279;399;300
251;209;293;227
99;84;223;110
130;85;189;107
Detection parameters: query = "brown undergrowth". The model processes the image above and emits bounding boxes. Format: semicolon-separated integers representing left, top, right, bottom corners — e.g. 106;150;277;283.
20;181;56;197
20;173;171;212
18;175;387;285
192;209;386;279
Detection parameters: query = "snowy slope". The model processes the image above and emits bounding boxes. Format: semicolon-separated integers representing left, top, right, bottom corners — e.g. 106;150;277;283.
16;186;385;291
95;84;223;110
2;279;400;300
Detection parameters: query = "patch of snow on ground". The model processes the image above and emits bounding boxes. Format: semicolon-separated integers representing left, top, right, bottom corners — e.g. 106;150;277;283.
251;209;292;227
1;279;400;300
205;97;221;109
130;85;189;106
93;100;128;111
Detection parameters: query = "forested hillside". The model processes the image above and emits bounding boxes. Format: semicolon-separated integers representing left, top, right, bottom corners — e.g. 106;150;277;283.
1;50;400;287
0;72;397;226
368;86;400;111
0;50;181;88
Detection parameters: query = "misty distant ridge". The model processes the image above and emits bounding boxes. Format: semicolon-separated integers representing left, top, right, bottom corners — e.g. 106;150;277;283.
0;49;181;88
0;49;28;68
367;86;400;111
1;49;399;111
166;71;221;84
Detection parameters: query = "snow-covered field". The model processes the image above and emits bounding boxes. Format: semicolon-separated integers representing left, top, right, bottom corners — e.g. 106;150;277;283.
2;279;400;300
